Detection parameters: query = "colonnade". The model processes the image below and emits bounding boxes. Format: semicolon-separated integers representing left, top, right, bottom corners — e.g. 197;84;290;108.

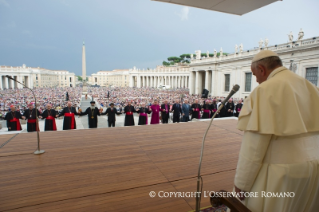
130;75;189;89
0;75;31;89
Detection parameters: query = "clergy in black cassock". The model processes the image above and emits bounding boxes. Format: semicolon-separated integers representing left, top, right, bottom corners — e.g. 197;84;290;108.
101;103;122;127
124;102;136;126
211;99;219;118
22;104;41;132
59;102;79;130
41;104;58;131
235;99;243;117
201;100;211;119
225;99;235;117
136;103;151;125
191;99;201;120
218;99;226;117
171;100;182;123
4;106;22;131
79;101;100;128
160;100;170;124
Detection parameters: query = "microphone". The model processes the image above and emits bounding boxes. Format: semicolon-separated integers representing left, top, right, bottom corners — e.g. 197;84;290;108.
221;84;240;106
5;75;14;80
195;84;240;212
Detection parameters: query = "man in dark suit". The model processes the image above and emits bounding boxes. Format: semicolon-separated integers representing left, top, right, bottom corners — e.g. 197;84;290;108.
171;99;182;123
102;103;122;127
161;99;170;124
181;99;191;122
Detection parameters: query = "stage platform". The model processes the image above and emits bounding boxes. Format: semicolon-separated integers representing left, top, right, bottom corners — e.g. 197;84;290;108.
0;119;243;212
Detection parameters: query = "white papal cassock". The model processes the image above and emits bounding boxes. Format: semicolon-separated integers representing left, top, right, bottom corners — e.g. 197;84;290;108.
234;66;319;212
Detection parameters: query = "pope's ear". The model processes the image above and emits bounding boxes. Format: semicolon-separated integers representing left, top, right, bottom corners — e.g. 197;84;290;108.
257;64;267;76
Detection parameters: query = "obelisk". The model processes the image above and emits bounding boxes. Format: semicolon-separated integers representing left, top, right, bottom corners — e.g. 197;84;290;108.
82;41;86;82
82;41;88;93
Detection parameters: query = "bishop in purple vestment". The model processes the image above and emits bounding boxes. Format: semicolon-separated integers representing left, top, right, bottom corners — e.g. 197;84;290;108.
150;100;162;124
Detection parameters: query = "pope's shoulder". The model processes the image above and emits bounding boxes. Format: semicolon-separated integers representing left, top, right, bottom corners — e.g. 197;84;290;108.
250;68;307;96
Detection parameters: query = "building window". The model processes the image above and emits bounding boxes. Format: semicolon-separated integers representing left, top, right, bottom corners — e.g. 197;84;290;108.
245;73;252;92
224;74;230;91
305;67;318;86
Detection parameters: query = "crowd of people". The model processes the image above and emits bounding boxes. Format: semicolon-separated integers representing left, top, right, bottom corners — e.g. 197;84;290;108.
87;87;243;115
0;87;82;119
1;86;244;131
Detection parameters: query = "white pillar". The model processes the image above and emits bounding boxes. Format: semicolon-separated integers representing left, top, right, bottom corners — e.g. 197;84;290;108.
205;70;209;90
9;76;13;89
0;75;2;90
175;76;177;88
129;75;133;87
147;76;149;87
211;70;215;96
29;75;33;89
198;72;203;94
186;76;188;88
207;71;211;94
172;76;175;88
137;76;141;88
181;76;184;88
185;76;187;88
177;76;179;88
17;76;22;88
195;71;199;94
4;76;8;89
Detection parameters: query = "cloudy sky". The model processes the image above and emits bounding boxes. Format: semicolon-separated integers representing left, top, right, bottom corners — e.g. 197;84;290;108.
1;0;318;75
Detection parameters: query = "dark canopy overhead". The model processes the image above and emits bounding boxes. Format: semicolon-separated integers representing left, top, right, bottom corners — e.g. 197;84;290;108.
152;0;282;15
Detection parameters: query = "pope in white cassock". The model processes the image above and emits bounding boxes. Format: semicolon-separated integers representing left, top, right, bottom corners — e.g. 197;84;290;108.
233;50;319;212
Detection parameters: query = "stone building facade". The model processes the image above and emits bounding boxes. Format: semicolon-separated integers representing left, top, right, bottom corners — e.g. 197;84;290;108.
0;64;76;89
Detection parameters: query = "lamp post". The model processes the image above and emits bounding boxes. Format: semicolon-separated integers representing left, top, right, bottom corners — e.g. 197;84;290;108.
5;75;45;155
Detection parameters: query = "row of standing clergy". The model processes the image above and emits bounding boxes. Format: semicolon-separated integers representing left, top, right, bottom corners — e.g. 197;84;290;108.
3;100;244;131
4;102;105;132
122;99;243;126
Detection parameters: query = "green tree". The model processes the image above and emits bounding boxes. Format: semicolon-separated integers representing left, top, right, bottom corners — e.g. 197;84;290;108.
180;54;191;59
77;76;83;81
167;56;182;64
163;61;170;66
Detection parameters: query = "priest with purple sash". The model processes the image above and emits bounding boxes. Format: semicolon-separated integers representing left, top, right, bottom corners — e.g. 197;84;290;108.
235;99;243;117
150;100;162;124
137;102;151;125
191;99;201;120
201;100;211;119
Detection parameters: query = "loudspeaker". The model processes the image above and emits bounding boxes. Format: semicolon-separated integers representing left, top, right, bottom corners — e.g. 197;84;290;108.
201;89;209;98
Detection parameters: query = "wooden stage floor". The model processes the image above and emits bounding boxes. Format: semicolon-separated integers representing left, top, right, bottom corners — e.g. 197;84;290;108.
0;119;243;212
